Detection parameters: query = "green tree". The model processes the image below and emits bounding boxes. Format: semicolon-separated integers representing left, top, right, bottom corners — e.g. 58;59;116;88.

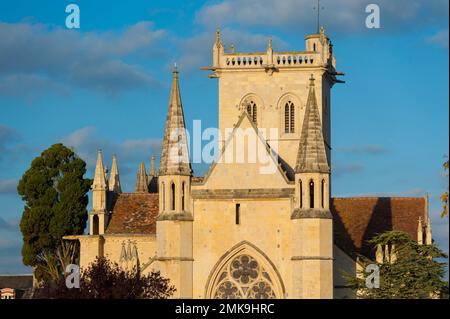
34;257;176;299
18;143;91;281
441;160;449;218
345;231;448;299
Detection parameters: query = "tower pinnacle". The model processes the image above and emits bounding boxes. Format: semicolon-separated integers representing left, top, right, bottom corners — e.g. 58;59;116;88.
159;68;192;176
295;75;329;174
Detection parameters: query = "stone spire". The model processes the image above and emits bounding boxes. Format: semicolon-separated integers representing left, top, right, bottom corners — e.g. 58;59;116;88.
150;155;156;177
135;162;149;193
93;149;107;190
425;217;432;245
295;75;329;174
417;217;423;245
158;66;192;176
108;154;121;193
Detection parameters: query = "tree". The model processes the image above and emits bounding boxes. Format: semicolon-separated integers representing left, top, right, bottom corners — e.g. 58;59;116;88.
441;160;449;218
34;257;176;299
345;231;448;299
18;143;92;281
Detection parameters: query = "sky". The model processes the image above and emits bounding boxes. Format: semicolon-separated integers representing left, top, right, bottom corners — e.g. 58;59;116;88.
0;0;448;274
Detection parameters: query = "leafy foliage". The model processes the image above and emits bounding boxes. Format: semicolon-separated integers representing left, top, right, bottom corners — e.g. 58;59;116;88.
34;257;176;299
345;231;448;299
18;143;91;280
441;160;449;218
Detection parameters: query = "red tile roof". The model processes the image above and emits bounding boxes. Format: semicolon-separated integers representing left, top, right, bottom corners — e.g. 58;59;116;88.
331;197;427;259
106;193;159;235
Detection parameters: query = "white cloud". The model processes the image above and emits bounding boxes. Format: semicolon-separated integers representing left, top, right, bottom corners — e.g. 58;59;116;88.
0;21;167;97
195;0;448;33
427;29;449;49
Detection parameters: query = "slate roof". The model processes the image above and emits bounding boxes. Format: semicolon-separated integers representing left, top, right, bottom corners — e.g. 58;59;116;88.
331;197;427;260
106;193;159;234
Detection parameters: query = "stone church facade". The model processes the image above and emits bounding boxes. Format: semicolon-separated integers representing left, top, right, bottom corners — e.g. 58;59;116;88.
67;29;432;299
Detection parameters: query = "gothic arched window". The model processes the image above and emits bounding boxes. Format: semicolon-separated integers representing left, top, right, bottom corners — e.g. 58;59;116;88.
182;182;186;211
161;182;166;211
321;179;325;208
246;101;257;125
309;180;315;209
284;101;295;133
171;182;176;211
299;180;303;208
92;215;99;235
213;254;276;299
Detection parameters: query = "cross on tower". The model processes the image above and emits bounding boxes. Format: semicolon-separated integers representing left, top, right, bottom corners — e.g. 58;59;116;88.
313;0;325;34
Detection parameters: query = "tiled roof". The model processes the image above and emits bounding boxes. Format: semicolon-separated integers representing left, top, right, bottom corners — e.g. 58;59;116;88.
0;275;33;289
331;197;426;260
106;193;159;235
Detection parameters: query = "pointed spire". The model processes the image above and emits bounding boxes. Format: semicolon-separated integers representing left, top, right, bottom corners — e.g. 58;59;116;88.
268;35;272;50
425;217;432;245
390;244;397;263
150;155;156;177
135;162;149;193
158;68;192;176
93;149;107;190
375;244;383;263
108;154;121;193
295;75;329;173
384;244;390;263
417;217;423;245
215;28;222;46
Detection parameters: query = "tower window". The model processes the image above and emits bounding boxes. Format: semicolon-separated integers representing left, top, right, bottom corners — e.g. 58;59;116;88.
92;215;99;235
235;204;240;225
309;180;315;209
321;179;325;208
182;182;185;211
284;101;295;133
246;101;257;125
171;182;176;211
299;180;303;208
162;182;166;210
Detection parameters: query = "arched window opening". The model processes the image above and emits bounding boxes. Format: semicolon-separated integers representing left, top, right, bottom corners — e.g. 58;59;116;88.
171;182;176;211
299;180;303;208
309;180;315;209
284;101;295;133
162;182;166;210
246;101;257;125
321;179;325;208
92;215;99;235
313;43;316;51
182;182;186;211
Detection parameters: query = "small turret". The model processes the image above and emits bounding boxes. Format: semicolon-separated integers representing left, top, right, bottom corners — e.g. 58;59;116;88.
212;28;224;68
156;66;193;298
135;162;149;193
417;217;423;245
109;154;121;193
90;149;109;235
291;74;333;299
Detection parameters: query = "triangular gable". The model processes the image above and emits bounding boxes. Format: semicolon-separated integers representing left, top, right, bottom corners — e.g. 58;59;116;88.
199;112;292;189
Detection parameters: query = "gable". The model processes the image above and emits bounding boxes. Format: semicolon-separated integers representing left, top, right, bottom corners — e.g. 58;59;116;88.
200;112;292;190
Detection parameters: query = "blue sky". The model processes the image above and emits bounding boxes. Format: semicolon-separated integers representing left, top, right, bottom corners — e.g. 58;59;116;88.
0;0;448;274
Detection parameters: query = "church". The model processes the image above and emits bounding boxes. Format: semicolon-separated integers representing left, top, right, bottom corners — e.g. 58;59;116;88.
67;28;432;299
